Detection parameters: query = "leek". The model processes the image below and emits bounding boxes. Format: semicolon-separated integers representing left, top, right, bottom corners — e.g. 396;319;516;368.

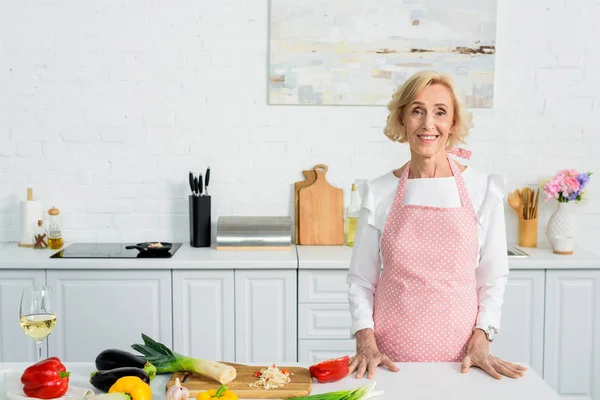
289;382;384;400
131;333;237;385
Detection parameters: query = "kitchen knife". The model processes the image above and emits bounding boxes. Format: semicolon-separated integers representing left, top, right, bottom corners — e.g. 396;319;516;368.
205;166;210;196
188;171;195;196
198;174;203;196
193;176;199;196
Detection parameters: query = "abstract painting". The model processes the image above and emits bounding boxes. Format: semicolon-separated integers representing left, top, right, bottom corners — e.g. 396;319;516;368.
268;0;498;107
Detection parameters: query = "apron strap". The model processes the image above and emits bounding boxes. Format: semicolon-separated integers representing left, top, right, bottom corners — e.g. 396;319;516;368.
446;147;472;160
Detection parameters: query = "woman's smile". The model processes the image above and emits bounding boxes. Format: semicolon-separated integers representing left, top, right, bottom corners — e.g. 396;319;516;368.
416;133;440;143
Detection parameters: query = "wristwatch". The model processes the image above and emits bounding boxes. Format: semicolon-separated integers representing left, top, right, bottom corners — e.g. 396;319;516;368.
477;326;499;342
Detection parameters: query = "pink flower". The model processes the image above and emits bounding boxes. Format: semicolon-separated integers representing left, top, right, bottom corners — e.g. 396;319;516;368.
562;169;578;177
543;181;560;200
562;176;580;194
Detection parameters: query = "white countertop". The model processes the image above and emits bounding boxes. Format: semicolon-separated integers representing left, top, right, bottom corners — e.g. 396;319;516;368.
0;241;598;270
297;244;600;270
0;242;298;270
0;361;560;400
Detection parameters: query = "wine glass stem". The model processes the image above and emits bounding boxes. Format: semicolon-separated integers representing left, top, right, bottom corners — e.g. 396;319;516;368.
36;340;43;362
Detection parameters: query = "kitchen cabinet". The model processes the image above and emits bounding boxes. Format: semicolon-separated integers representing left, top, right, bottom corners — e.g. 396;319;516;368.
543;270;600;400
47;270;172;361
172;270;235;362
235;270;297;363
299;339;356;362
0;270;46;362
490;270;545;375
297;270;355;362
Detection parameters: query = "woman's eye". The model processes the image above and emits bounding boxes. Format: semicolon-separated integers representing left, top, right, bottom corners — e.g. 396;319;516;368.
436;110;446;116
412;109;422;115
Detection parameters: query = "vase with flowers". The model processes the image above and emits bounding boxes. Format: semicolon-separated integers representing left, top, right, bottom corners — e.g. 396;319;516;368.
542;169;592;254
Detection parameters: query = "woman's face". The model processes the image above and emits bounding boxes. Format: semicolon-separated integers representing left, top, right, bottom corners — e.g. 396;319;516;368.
400;83;455;159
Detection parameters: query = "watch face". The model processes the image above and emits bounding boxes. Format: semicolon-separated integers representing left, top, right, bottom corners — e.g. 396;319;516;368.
487;326;498;341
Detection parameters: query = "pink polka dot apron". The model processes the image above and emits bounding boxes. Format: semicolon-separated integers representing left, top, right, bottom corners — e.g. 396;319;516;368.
373;156;478;362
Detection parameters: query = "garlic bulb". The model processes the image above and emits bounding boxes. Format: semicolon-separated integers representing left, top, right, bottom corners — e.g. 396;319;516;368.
167;378;190;400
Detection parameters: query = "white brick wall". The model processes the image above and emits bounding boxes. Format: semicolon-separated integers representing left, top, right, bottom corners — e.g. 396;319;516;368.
1;0;599;250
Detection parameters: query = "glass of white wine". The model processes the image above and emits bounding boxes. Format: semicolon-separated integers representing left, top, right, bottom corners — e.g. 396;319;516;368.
19;286;57;362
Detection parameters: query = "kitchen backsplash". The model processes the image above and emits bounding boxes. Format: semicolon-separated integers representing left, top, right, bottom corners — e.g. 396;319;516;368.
0;0;598;250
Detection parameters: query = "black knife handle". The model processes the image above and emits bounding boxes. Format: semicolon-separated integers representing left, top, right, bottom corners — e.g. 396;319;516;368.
189;172;195;195
205;167;210;190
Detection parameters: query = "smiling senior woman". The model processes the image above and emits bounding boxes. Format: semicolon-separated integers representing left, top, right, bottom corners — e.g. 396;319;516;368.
346;71;527;380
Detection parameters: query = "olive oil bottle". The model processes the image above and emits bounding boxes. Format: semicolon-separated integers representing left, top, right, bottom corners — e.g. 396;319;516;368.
47;207;63;250
345;184;361;247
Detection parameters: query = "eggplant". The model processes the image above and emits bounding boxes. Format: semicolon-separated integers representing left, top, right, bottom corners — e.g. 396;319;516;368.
95;349;156;380
90;367;150;392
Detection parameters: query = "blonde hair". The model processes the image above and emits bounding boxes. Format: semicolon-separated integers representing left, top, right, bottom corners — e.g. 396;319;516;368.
383;71;472;149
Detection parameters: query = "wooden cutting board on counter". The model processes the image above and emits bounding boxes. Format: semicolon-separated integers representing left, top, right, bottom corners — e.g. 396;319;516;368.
165;363;312;399
294;169;317;244
298;164;344;245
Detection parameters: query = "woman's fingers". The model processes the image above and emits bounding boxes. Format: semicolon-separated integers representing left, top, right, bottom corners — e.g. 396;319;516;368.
480;359;503;380
505;361;528;372
380;355;399;372
348;355;359;374
497;360;526;378
366;356;380;379
495;362;521;379
461;355;472;373
355;357;369;379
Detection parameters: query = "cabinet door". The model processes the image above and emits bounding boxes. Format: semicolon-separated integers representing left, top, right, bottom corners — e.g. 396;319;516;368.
544;270;600;400
47;270;172;361
490;270;545;375
298;339;355;362
173;270;235;361
235;270;297;363
0;270;46;362
298;303;352;339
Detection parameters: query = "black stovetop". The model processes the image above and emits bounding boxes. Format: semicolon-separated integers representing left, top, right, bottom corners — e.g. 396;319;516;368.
50;243;182;259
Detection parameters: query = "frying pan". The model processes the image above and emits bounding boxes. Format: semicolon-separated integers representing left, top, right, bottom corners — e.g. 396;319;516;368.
125;242;173;254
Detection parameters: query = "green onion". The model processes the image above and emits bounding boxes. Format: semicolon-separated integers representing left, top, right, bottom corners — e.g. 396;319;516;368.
131;333;237;385
289;382;384;400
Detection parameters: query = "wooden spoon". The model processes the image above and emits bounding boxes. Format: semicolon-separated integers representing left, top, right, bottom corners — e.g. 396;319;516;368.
508;190;524;219
531;188;540;219
522;187;534;220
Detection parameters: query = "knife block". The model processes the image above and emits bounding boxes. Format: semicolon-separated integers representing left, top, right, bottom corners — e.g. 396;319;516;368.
189;195;211;248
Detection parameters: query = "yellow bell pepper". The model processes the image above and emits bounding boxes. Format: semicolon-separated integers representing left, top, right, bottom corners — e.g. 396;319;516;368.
109;376;152;400
196;385;237;400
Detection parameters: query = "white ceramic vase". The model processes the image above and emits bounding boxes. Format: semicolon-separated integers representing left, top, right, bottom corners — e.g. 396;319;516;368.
546;202;575;254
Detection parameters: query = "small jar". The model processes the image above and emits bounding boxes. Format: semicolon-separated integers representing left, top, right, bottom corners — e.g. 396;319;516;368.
32;220;48;249
47;206;63;250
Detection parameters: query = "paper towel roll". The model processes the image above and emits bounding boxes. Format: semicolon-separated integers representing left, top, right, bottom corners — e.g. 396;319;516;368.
19;200;42;246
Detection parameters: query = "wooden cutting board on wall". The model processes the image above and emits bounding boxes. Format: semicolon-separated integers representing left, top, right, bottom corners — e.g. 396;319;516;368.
294;169;317;244
166;363;312;399
298;164;344;245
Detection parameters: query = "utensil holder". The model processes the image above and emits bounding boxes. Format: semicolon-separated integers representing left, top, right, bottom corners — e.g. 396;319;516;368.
518;218;538;248
189;195;211;248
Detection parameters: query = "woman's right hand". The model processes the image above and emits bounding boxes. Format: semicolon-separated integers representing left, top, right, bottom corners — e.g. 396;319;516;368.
348;328;399;379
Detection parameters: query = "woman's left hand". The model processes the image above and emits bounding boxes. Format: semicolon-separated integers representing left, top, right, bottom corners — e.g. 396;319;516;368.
461;329;528;379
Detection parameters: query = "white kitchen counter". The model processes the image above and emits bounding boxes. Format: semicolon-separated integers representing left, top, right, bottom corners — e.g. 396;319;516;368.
0;362;560;400
1;241;599;270
297;244;600;270
0;242;298;269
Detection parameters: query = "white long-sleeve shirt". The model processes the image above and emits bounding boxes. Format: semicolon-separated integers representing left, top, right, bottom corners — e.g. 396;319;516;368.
346;166;509;336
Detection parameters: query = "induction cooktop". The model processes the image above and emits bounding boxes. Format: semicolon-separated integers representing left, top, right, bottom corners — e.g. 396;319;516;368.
50;243;182;258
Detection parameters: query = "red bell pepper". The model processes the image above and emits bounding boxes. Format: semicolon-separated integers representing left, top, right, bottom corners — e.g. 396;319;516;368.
21;357;70;399
309;355;350;383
